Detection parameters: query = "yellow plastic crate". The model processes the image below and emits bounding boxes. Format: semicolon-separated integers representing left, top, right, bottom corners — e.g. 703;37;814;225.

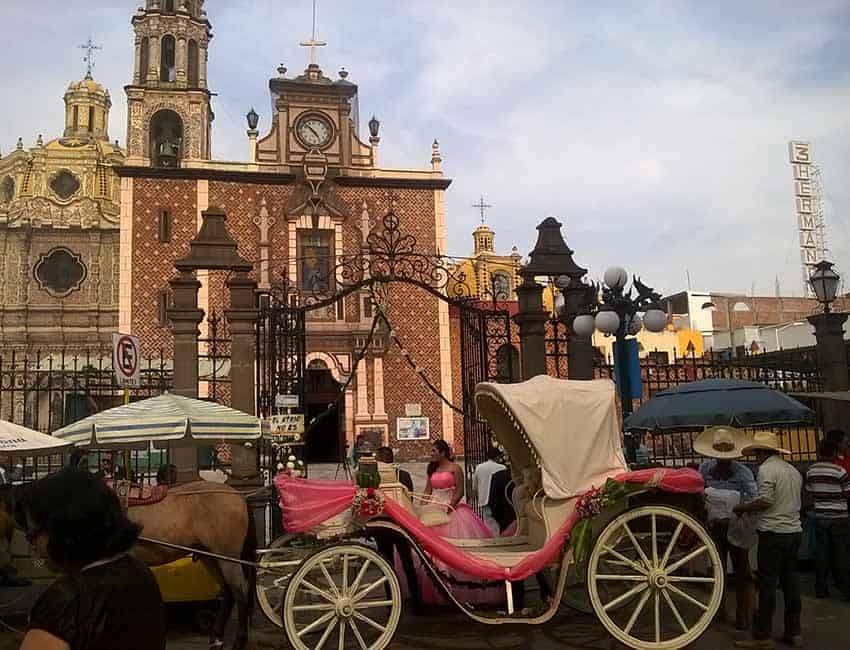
152;556;222;603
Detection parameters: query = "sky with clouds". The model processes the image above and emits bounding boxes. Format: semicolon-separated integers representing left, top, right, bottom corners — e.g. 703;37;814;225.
2;0;849;297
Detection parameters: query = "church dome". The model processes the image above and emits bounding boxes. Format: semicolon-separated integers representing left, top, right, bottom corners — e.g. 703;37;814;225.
63;74;112;141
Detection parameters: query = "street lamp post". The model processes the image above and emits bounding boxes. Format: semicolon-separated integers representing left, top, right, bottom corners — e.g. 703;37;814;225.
568;267;667;419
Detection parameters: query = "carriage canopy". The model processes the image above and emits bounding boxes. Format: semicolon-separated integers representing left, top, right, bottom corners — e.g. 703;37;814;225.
475;376;627;499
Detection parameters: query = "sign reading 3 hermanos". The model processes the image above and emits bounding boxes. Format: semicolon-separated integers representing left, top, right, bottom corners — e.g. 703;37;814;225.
788;141;817;298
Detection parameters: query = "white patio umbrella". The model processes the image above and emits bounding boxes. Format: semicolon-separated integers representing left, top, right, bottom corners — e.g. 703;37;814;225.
52;392;261;449
0;420;72;455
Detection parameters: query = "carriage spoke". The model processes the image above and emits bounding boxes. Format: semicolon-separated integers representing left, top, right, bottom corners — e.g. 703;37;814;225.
651;515;658;568
292;603;336;612
601;545;649;575
623;587;652;635
595;574;646;581
662;588;689;634
342;553;349;595
301;579;336;603
314;615;338;650
297;611;337;637
667;583;709;611
623;523;652;569
352;576;389;603
355;599;394;609
665;545;708;574
349;560;372;596
319;561;341;598
603;582;648;612
659;522;683;569
654;590;661;643
667;575;715;583
348;618;368;650
353;610;387;633
337;620;346;650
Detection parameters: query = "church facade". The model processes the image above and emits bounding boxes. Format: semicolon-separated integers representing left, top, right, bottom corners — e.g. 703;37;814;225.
116;0;455;460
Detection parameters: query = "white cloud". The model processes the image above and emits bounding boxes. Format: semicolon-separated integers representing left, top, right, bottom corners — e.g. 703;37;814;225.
1;0;848;297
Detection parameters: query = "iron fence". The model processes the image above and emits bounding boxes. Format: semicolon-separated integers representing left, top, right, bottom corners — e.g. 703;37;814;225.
590;346;825;466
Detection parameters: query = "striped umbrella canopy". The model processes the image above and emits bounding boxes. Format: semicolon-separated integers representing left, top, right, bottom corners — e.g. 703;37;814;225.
52;393;261;449
0;420;72;455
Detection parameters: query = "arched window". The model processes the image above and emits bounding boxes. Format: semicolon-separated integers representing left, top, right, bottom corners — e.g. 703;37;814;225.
72;106;79;129
149;109;184;168
496;344;520;383
88;106;95;133
160;35;176;82
163;0;175;12
188;40;199;86
140;36;149;84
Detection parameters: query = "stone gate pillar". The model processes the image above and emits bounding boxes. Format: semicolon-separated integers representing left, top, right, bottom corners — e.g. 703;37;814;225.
808;312;850;430
514;276;548;380
167;269;204;483
226;271;260;480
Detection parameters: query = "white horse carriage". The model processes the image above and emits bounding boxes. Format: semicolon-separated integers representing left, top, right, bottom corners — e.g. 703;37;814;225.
265;376;724;650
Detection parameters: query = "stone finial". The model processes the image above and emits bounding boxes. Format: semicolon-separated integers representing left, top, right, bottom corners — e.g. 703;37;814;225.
277;63;287;77
339;67;349;79
431;139;442;171
16;137;23;150
37;134;44;147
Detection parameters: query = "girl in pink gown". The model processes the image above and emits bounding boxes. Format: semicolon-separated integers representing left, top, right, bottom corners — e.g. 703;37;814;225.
405;440;503;606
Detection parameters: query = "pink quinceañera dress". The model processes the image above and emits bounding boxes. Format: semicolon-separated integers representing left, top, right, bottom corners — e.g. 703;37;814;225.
402;470;503;606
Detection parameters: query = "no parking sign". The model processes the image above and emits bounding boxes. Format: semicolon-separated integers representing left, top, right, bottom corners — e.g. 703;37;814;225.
112;333;141;388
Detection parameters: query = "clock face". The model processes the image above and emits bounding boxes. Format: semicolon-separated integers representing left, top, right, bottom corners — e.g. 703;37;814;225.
296;114;333;149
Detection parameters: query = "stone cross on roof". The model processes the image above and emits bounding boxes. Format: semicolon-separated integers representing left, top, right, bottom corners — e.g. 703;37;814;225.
79;37;103;78
473;195;492;224
299;0;327;66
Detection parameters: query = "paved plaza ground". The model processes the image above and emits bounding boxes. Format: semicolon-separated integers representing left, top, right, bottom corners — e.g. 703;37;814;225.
2;464;847;649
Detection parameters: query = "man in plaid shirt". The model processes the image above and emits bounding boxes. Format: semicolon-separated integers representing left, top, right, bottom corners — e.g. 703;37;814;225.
805;438;850;600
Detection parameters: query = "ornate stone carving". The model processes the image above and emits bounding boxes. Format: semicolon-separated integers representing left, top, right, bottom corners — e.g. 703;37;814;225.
33;247;87;297
6;197;111;230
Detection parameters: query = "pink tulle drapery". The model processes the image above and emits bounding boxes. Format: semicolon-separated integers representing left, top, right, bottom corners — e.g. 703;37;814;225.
274;467;703;583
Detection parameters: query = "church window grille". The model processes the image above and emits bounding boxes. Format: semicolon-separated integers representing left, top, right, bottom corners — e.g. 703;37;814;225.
160;35;176;82
157;289;170;326
0;177;14;204
50;170;81;201
140;37;149;84
33;247;87;298
188;40;199;86
97;165;109;197
362;295;373;319
299;232;333;293
158;209;172;243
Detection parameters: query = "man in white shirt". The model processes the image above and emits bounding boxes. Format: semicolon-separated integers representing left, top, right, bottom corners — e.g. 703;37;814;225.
472;446;505;535
734;433;803;649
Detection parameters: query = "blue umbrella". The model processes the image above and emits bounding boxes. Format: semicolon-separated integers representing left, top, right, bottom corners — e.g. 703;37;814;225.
623;378;814;431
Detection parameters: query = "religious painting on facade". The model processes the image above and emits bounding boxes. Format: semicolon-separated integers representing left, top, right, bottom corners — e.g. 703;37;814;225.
491;271;512;300
300;232;332;293
396;416;430;441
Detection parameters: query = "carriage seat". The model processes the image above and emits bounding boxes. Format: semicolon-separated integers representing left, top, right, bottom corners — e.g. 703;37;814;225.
106;480;169;507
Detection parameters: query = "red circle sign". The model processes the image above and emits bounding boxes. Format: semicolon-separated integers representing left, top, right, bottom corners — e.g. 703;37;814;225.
116;335;139;378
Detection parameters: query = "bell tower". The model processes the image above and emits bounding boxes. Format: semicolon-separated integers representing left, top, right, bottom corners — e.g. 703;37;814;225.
124;0;213;167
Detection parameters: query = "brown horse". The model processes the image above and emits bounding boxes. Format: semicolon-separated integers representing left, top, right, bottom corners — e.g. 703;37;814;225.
0;481;256;650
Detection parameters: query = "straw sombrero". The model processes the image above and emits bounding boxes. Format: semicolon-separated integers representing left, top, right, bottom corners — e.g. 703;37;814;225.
693;426;751;459
741;431;791;456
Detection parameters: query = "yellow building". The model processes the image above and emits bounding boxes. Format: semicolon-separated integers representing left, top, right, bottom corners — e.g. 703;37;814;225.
593;324;705;363
0;71;124;351
448;220;522;300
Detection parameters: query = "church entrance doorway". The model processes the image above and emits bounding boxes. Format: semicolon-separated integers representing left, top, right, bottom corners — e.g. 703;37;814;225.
303;365;343;463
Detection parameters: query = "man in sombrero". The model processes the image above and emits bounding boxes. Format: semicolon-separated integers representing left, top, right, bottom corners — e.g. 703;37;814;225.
695;426;757;630
733;432;803;649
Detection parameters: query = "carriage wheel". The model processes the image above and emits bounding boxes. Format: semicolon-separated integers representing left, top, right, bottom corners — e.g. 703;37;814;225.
587;506;723;650
257;534;320;628
283;543;402;650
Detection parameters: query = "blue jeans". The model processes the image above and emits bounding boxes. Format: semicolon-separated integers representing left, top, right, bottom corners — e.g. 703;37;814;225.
813;517;850;597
